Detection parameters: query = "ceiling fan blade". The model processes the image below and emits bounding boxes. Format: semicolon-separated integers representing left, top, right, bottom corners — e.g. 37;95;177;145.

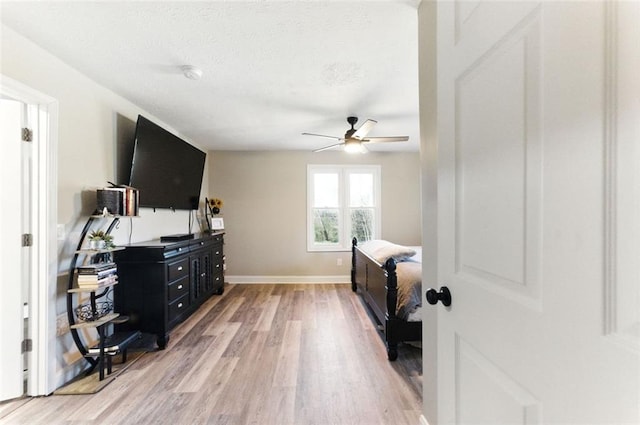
313;142;345;153
362;136;409;143
352;119;377;140
302;132;342;141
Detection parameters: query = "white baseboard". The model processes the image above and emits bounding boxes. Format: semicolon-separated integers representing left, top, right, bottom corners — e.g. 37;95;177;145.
225;275;351;284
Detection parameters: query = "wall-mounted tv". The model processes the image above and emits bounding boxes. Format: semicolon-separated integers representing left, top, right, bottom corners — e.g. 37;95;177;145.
129;115;206;211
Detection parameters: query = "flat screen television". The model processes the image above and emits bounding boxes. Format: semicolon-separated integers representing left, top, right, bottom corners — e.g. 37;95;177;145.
129;115;206;211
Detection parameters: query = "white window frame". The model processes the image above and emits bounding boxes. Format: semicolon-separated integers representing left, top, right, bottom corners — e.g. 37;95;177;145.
307;164;381;252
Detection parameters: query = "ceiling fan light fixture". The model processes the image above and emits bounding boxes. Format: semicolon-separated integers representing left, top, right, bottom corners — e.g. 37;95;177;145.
181;65;203;80
304;117;407;153
344;139;366;154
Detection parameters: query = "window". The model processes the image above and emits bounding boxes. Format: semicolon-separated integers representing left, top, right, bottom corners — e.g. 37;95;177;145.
307;164;381;251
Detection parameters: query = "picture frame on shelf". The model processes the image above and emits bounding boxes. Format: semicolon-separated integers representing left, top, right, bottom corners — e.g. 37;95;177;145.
211;217;224;231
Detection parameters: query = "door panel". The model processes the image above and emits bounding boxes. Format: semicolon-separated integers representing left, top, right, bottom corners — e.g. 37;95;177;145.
455;9;542;307
0;98;25;401
456;336;540;425
429;1;640;424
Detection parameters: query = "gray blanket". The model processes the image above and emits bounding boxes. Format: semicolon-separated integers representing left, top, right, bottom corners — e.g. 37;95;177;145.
394;261;422;320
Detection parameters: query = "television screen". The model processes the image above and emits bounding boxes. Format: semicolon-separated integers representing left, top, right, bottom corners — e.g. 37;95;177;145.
129;115;206;211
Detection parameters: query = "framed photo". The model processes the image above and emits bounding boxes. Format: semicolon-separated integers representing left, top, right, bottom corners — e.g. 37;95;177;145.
210;217;225;230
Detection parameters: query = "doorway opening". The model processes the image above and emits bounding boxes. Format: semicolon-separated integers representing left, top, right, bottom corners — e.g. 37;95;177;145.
0;75;58;399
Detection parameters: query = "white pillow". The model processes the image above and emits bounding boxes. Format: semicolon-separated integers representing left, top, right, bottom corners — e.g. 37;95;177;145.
359;240;417;264
358;239;389;254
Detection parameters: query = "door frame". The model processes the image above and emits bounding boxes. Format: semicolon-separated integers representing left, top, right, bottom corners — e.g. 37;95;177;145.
1;74;58;396
418;1;439;424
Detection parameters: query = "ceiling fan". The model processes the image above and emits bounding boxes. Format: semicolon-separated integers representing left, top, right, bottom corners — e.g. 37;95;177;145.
302;116;409;153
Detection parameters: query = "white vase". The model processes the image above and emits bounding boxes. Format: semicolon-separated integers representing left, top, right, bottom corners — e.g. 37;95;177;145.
90;240;106;250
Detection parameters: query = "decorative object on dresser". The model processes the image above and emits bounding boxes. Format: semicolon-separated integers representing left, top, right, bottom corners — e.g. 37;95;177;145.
351;237;422;361
114;232;225;349
205;197;224;232
210;217;225;231
207;197;224;215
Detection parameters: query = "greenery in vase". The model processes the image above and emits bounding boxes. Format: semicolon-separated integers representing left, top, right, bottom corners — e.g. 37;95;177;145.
88;230;115;249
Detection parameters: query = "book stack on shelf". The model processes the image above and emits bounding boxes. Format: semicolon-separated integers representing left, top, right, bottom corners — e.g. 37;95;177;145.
77;262;118;290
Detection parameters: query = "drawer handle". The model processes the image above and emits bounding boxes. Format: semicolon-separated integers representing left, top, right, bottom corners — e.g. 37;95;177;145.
178;302;183;308
215;251;220;255
177;284;183;290
200;242;204;246
216;264;220;268
201;273;205;277
178;266;183;271
216;277;220;281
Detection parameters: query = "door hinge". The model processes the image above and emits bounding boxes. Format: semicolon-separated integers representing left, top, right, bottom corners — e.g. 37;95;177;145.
22;128;33;142
22;339;33;353
22;233;33;247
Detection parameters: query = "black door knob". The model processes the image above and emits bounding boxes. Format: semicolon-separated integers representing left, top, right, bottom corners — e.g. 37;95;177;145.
426;286;452;307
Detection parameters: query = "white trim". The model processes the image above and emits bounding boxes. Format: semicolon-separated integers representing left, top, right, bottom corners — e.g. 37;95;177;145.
419;414;430;425
1;75;58;396
226;275;351;284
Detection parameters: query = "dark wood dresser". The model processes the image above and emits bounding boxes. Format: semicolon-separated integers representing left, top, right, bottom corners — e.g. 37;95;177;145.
113;232;224;348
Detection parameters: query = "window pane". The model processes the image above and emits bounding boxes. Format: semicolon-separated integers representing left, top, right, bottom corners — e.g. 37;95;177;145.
313;209;339;244
314;173;339;207
349;173;374;207
350;208;374;242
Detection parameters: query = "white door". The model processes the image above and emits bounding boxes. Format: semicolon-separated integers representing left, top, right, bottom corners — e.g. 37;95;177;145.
0;97;26;401
422;1;640;424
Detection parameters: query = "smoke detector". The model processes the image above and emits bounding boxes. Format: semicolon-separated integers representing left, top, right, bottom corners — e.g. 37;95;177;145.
181;65;203;80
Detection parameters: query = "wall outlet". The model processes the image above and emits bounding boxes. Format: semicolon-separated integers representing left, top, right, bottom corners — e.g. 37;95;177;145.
337;258;343;266
57;224;66;240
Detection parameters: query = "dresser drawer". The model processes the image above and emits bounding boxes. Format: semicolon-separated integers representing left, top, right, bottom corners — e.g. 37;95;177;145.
168;294;189;323
212;272;223;288
167;258;189;282
168;276;189;303
212;243;223;258
212;257;223;274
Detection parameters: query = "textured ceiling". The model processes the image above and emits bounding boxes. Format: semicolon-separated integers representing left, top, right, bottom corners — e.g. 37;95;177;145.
1;1;420;152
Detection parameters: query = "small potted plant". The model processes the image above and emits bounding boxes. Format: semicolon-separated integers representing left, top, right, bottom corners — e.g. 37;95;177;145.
88;230;114;250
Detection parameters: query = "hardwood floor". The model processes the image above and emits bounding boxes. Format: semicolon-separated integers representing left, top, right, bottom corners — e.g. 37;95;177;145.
0;284;422;425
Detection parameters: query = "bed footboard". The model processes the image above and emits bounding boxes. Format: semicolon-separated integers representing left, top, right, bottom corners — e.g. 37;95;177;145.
351;238;422;361
351;238;358;292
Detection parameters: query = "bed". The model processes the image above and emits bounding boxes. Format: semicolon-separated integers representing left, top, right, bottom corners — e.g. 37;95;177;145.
351;237;422;361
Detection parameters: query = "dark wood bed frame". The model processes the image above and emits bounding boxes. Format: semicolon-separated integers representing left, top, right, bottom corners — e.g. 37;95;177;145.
351;237;422;361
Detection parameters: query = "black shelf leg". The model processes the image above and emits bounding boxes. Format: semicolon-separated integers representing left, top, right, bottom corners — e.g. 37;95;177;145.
98;324;106;381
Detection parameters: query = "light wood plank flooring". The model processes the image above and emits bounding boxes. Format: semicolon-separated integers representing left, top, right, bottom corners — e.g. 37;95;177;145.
0;284;422;425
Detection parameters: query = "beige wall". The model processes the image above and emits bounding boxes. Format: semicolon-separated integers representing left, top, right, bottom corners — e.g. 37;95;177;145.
209;150;421;280
1;25;210;388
